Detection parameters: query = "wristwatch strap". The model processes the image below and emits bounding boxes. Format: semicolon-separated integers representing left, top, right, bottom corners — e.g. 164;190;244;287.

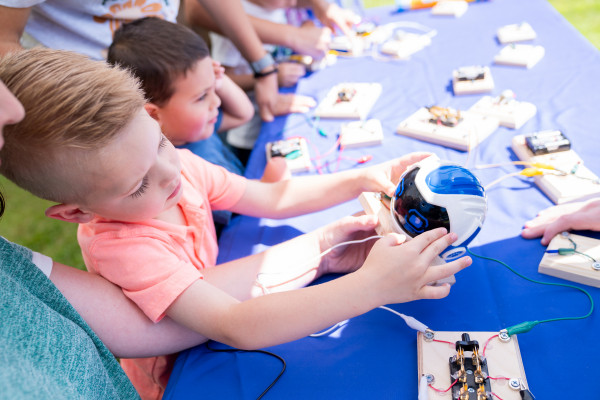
250;53;276;74
254;67;279;79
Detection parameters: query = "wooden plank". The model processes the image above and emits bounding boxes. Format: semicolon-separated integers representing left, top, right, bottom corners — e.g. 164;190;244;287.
396;107;499;151
417;331;528;400
314;83;382;120
539;233;600;287
511;134;600;204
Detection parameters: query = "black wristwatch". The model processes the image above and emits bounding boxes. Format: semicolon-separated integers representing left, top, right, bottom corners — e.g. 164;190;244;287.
250;53;277;79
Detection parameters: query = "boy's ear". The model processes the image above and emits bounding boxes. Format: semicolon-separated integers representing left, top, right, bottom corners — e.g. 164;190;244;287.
45;204;95;224
144;103;161;122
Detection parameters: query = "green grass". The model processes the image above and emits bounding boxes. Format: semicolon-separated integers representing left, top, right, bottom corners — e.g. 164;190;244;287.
0;1;597;271
548;0;600;49
0;176;85;270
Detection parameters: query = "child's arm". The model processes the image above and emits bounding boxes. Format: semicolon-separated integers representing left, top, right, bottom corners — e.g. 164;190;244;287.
167;228;470;350
50;261;208;358
229;152;432;219
213;60;255;132
203;213;380;300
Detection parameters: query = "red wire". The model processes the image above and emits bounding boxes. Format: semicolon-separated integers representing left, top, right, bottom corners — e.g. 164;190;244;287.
432;339;455;346
482;334;498;357
429;378;458;393
491;392;505;400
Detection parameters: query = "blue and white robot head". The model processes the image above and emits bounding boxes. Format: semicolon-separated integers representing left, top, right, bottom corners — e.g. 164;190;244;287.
390;155;487;259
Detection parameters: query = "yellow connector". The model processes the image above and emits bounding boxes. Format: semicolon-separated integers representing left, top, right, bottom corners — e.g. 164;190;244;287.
519;168;545;177
530;162;556;170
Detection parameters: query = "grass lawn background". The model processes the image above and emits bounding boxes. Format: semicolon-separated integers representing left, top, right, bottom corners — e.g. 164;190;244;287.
0;0;598;271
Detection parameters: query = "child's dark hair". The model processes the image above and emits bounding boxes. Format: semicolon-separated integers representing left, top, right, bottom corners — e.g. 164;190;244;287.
107;17;210;106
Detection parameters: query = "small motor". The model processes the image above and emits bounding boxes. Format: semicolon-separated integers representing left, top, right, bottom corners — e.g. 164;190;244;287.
390;155;487;260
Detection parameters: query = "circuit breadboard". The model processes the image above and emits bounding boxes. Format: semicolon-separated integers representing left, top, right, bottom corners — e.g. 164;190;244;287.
396;107;499;151
418;331;529;400
265;137;312;173
314;83;382;120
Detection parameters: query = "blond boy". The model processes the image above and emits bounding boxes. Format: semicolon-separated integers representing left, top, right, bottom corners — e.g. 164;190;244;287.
0;48;469;399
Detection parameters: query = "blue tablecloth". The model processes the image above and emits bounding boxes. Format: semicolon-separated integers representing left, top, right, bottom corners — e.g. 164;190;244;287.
165;0;600;398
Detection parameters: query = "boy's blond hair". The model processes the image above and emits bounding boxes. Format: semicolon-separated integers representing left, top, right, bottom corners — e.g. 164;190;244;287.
0;48;146;204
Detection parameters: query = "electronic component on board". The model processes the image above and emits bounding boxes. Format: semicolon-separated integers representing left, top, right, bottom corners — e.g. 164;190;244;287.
265;137;312;173
525;130;570;155
449;333;492;400
452;66;495;95
427;106;463;127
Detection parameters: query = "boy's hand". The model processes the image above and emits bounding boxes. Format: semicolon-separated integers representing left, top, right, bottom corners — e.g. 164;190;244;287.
521;199;600;245
212;60;225;90
278;62;306;87
362;228;471;304
291;21;332;59
360;153;433;197
273;93;317;116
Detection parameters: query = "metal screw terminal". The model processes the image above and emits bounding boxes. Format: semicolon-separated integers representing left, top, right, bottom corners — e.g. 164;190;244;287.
498;329;511;342
423;329;435;341
509;378;521;390
425;373;435;384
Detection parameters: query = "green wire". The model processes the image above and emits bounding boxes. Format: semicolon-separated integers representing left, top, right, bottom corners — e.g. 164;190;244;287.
466;248;595;336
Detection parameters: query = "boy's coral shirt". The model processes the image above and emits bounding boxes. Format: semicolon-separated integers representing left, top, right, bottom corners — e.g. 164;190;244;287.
78;149;246;322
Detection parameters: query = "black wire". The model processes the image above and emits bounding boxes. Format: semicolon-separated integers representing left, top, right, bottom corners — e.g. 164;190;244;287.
204;341;286;400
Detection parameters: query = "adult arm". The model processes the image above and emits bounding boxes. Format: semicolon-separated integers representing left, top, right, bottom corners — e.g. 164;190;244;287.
50;262;208;358
185;0;330;58
0;6;30;55
195;0;278;121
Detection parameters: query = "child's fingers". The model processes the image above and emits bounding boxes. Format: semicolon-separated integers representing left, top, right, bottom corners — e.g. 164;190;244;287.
417;283;452;300
407;228;449;253
422;256;471;286
421;231;459;260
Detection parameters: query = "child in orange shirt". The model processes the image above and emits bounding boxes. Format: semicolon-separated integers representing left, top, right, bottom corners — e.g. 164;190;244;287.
0;48;470;400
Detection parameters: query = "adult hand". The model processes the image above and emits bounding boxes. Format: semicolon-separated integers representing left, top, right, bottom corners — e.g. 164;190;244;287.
291;21;332;59
272;93;317;116
254;72;278;122
317;214;380;276
278;62;306;87
309;0;359;38
521;198;600;245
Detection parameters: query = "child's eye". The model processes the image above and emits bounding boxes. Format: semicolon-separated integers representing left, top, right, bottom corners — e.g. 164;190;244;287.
159;134;168;148
196;93;207;102
130;176;149;199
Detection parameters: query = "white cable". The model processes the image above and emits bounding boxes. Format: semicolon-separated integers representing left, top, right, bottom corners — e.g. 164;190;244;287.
483;171;523;190
418;375;430;400
377;306;429;332
255;235;384;290
309;320;349;337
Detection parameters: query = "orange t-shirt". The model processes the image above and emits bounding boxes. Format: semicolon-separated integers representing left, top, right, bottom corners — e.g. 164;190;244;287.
78;149;247;321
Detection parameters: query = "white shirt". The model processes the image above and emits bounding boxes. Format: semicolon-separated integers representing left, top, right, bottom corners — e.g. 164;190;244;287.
1;0;179;60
